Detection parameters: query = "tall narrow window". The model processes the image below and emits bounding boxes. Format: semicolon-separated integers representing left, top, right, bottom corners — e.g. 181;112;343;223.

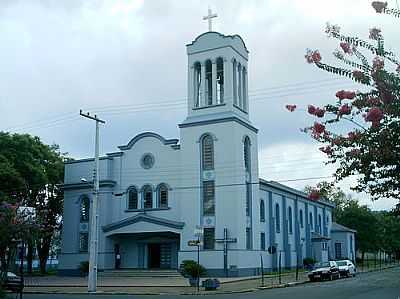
202;135;214;170
260;200;265;222
128;187;138;210
194;62;201;107
80;196;90;222
237;63;242;108
216;57;224;104
288;207;293;234
318;214;322;234
203;228;215;250
79;232;89;252
309;212;313;230
260;232;266;250
246;183;251;216
244;136;251;172
299;209;304;228
233;59;237;105
275;204;280;233
158;184;168;208
205;60;213;105
203;181;215;216
246;228;252;249
143;185;153;209
242;67;247;111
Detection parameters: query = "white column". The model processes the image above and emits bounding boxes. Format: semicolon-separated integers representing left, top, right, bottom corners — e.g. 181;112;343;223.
243;68;247;112
232;59;237;106
188;65;194;112
245;68;249;112
223;58;230;104
212;60;217;105
153;190;157;209
201;62;206;107
238;64;242;109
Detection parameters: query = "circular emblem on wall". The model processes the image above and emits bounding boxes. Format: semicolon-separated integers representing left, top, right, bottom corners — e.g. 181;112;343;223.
140;153;155;169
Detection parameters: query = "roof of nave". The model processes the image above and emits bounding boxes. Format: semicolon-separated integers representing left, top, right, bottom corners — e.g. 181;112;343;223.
259;179;336;208
331;222;357;233
118;132;179;150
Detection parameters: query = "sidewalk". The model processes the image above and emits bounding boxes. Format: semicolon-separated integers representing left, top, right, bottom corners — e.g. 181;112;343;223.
23;263;400;295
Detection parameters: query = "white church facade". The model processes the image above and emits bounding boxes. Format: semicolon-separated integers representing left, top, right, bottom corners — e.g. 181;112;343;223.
59;30;355;277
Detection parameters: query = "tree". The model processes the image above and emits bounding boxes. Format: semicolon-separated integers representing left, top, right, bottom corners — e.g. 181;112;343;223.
287;2;400;201
0;132;66;274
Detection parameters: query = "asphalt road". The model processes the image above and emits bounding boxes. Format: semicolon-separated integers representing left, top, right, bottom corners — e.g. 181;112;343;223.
20;266;400;299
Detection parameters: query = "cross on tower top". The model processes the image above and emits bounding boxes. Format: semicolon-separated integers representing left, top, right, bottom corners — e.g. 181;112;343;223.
203;8;218;32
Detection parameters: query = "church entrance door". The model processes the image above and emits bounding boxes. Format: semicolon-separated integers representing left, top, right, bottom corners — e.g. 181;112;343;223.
148;244;161;268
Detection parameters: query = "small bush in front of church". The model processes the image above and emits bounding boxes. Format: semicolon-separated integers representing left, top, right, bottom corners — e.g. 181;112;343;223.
181;260;206;278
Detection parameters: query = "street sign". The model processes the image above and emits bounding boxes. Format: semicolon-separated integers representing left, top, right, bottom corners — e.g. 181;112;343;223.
188;240;202;246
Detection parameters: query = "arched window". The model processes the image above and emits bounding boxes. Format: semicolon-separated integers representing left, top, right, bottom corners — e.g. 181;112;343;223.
202;135;214;170
260;200;265;222
318;214;322;234
143;185;153;209
244;136;251;172
237;63;242;108
158;184;168;208
288;207;293;234
205;60;213;105
299;209;304;228
127;187;138;210
193;62;202;107
232;59;237;105
309;212;313;230
80;196;90;222
242;67;247;111
275;203;280;233
216;57;224;104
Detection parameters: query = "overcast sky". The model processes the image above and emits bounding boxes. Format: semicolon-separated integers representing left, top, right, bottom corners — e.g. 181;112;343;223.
1;0;398;210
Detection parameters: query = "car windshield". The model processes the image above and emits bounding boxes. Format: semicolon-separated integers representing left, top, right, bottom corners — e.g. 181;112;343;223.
314;262;330;268
336;261;347;266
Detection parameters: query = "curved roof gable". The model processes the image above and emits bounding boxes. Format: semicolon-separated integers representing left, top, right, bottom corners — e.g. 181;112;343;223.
118;132;179;150
187;31;248;60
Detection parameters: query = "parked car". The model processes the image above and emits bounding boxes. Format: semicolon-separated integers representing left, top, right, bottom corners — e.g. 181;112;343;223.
308;261;340;281
5;272;23;292
336;260;357;277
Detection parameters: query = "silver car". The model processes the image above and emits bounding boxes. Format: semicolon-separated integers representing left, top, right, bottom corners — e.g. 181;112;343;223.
336;260;357;277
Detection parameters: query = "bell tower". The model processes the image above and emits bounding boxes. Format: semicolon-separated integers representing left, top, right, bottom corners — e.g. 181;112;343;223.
183;30;250;124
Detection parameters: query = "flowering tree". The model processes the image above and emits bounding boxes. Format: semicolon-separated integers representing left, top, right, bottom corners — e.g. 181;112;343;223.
287;2;400;201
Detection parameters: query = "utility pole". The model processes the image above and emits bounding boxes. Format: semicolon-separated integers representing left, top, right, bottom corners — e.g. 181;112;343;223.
80;110;105;293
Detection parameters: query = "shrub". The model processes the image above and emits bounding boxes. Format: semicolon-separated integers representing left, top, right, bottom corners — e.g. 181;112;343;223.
79;261;89;276
181;260;206;278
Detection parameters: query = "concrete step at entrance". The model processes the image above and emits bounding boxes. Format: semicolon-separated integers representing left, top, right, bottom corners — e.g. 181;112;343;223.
99;269;183;278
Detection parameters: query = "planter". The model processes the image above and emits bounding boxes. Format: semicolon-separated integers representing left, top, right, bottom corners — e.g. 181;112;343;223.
202;278;220;291
188;277;198;287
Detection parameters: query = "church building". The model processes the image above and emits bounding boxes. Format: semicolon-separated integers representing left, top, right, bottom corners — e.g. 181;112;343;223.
59;23;355;277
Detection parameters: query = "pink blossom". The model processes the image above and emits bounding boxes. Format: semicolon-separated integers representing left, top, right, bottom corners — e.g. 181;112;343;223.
305;49;322;64
372;56;384;70
340;42;352;54
308;189;320;201
319;146;333;155
338;104;352;116
367;97;381;106
313;122;325;135
285;104;297;112
364;107;384;127
335;90;355;100
396;64;400;73
369;27;383;40
352;70;365;81
315;108;325;118
332;137;343;146
381;91;394;104
308;105;317;115
371;1;387;13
